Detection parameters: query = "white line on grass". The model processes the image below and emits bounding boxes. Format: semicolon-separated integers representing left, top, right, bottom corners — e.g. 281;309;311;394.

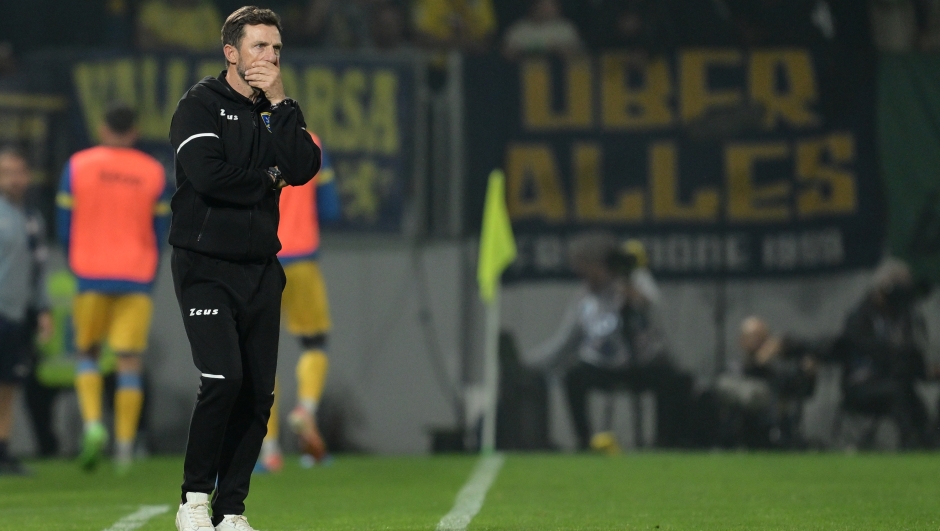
102;505;170;531
436;454;506;531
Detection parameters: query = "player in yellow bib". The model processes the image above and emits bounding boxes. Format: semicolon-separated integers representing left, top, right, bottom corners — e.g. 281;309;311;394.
57;105;170;473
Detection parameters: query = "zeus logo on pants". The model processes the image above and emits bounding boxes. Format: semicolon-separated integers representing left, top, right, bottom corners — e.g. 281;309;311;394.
189;308;220;316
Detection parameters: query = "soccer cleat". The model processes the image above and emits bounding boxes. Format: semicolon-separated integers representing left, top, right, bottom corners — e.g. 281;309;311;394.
79;423;108;471
114;442;133;476
252;451;283;474
176;492;214;531
287;405;327;463
590;431;622;456
299;452;335;469
215;514;258;531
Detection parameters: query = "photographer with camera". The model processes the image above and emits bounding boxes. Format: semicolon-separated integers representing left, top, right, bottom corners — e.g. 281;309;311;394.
715;316;819;448
829;258;929;449
531;233;693;451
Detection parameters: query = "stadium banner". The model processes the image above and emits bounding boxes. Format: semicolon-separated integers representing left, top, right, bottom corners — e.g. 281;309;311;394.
44;52;419;233
463;50;882;280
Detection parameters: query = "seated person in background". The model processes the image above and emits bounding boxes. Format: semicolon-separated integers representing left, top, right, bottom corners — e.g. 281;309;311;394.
716;316;817;448
827;259;929;449
369;1;412;52
136;0;223;52
531;233;693;451
412;0;496;54
589;0;676;50
413;0;496;88
283;0;373;50
502;0;583;60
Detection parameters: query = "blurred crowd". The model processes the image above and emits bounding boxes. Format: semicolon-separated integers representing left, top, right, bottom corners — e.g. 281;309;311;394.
498;235;940;453
1;0;940;60
1;0;939;93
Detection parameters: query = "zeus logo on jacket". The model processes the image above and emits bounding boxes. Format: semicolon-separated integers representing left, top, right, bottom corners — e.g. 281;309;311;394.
189;308;219;316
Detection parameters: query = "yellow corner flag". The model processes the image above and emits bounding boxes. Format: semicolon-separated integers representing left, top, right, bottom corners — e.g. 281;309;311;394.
477;170;517;303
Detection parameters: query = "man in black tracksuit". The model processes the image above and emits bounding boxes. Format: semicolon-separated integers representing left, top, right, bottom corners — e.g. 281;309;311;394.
168;7;320;531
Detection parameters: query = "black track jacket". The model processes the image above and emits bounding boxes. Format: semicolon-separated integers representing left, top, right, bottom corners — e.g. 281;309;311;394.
169;71;321;262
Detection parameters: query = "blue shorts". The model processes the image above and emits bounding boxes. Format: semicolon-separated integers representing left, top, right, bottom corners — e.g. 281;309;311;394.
0;316;29;384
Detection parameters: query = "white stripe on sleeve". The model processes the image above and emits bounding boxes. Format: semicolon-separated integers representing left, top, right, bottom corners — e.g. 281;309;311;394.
201;373;225;379
177;133;220;154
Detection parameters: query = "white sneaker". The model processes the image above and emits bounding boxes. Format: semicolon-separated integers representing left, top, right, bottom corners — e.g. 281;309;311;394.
215;514;259;530
176;492;215;531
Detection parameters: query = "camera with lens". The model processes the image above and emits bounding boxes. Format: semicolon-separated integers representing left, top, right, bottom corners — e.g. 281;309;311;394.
605;247;638;278
605;239;647;278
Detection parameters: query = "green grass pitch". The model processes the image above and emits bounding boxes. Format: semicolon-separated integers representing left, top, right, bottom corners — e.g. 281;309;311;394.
2;452;939;530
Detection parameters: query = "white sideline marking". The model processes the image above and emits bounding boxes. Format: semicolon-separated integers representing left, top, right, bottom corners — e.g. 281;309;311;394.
436;454;505;531
102;505;170;531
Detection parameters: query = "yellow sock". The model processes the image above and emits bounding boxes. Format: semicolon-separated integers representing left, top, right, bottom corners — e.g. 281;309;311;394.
114;372;143;444
114;386;143;444
265;379;280;442
75;367;103;424
296;350;329;408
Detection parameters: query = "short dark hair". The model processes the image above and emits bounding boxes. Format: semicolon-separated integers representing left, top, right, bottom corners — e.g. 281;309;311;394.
104;102;136;135
222;6;282;48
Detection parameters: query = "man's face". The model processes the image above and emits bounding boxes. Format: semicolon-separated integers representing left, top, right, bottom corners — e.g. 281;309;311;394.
232;24;282;84
0;153;30;203
739;319;769;356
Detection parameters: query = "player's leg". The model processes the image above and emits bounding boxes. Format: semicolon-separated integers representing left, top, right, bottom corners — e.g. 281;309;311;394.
563;362;607;451
282;260;331;462
212;259;281;523
72;292;111;470
296;334;329;419
112;356;143;470
0;316;29;474
107;293;153;473
0;385;21;474
290;334;329;462
24;368;60;457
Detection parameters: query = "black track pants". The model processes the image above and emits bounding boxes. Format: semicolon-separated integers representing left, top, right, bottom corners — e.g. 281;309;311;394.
172;248;284;518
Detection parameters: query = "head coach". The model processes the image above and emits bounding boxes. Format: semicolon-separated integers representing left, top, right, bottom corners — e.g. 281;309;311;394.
168;6;320;531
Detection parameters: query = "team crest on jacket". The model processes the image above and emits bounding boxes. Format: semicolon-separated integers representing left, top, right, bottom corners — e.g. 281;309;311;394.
261;112;272;133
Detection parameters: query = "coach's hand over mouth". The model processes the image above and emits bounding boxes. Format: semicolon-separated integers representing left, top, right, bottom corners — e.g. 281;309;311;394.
245;60;285;105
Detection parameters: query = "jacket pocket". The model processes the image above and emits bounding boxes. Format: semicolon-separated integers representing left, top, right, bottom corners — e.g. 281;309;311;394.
196;207;212;242
193;204;251;258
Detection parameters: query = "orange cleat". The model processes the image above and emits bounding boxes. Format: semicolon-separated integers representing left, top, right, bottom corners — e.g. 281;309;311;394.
261;450;283;473
287;405;327;463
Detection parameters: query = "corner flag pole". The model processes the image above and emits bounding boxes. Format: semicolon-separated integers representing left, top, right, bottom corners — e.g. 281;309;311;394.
477;170;516;455
480;286;501;454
